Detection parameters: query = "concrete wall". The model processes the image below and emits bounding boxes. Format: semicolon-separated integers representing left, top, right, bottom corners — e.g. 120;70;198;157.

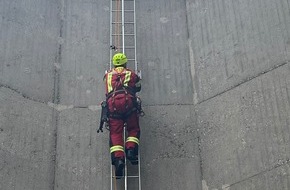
59;0;110;106
137;0;201;189
54;108;110;190
0;0;59;102
186;0;290;189
196;64;290;189
0;0;201;189
1;0;290;189
0;88;55;190
137;0;194;105
186;0;290;103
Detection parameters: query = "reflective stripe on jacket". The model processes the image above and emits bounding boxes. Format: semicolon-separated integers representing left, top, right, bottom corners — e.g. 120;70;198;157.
104;67;141;96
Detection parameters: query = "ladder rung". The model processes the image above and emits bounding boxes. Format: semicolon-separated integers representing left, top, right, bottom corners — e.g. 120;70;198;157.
111;176;139;178
112;10;134;12
124;46;135;49
109;45;136;49
127;176;140;178
112;46;135;49
112;22;134;24
112;34;135;36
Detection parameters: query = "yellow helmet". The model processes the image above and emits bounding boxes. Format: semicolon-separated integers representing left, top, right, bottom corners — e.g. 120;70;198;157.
112;53;127;66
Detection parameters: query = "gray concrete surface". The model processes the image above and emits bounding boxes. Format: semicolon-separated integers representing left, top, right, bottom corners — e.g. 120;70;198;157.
137;0;194;105
140;105;201;190
196;63;290;189
0;88;55;190
59;0;110;106
0;0;60;102
186;0;290;103
186;0;290;189
1;0;290;189
54;108;110;190
228;163;290;190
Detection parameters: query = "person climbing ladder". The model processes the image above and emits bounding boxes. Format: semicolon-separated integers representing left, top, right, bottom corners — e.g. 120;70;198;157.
104;52;142;179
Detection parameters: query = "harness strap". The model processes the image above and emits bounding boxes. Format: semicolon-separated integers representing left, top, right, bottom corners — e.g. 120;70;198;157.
106;87;135;100
109;107;137;119
106;70;140;119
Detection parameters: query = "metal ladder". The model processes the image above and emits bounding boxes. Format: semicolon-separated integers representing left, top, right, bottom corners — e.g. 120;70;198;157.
109;0;141;189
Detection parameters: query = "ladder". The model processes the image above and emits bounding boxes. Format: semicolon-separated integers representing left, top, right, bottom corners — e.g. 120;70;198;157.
109;0;141;190
109;0;140;75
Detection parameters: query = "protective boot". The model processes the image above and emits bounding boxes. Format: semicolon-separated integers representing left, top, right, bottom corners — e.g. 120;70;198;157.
114;159;125;179
126;149;138;165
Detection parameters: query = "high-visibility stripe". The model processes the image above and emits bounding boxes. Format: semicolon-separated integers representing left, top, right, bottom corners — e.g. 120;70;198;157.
123;71;131;87
126;137;139;145
110;145;124;153
107;73;113;93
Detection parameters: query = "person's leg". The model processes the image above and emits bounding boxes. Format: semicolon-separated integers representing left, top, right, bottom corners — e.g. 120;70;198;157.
109;118;125;178
125;112;140;163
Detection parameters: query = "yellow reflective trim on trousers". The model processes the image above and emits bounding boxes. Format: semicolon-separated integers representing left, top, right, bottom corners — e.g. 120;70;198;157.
110;145;124;153
107;73;113;93
123;71;131;87
126;137;139;145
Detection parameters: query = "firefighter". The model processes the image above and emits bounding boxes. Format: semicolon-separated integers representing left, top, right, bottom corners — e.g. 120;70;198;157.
104;53;141;178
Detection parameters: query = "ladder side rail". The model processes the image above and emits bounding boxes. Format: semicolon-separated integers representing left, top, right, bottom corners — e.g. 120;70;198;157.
124;127;128;190
138;147;141;190
133;1;142;189
122;1;128;189
110;1;113;190
109;0;113;70
122;0;125;53
134;0;138;73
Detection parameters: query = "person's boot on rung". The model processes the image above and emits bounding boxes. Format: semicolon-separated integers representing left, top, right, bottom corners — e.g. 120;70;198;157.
126;149;138;165
114;158;125;179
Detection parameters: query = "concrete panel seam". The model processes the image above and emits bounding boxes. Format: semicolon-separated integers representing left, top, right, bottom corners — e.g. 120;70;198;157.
52;0;65;189
0;84;46;104
0;85;100;112
197;61;290;106
197;136;204;180
224;158;290;189
184;0;190;40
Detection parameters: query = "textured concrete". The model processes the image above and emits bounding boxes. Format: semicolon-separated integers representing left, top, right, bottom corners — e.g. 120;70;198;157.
54;108;110;190
186;0;290;189
1;0;290;189
59;0;110;106
140;105;201;190
228;163;290;190
0;88;55;190
0;0;60;102
186;0;290;103
137;0;194;105
196;64;290;189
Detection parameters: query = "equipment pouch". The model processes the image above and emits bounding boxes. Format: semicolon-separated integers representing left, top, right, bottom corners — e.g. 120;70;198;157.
101;101;108;122
135;97;145;117
97;101;108;133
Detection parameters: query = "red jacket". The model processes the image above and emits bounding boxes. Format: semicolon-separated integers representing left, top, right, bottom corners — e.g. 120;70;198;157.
104;67;141;97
